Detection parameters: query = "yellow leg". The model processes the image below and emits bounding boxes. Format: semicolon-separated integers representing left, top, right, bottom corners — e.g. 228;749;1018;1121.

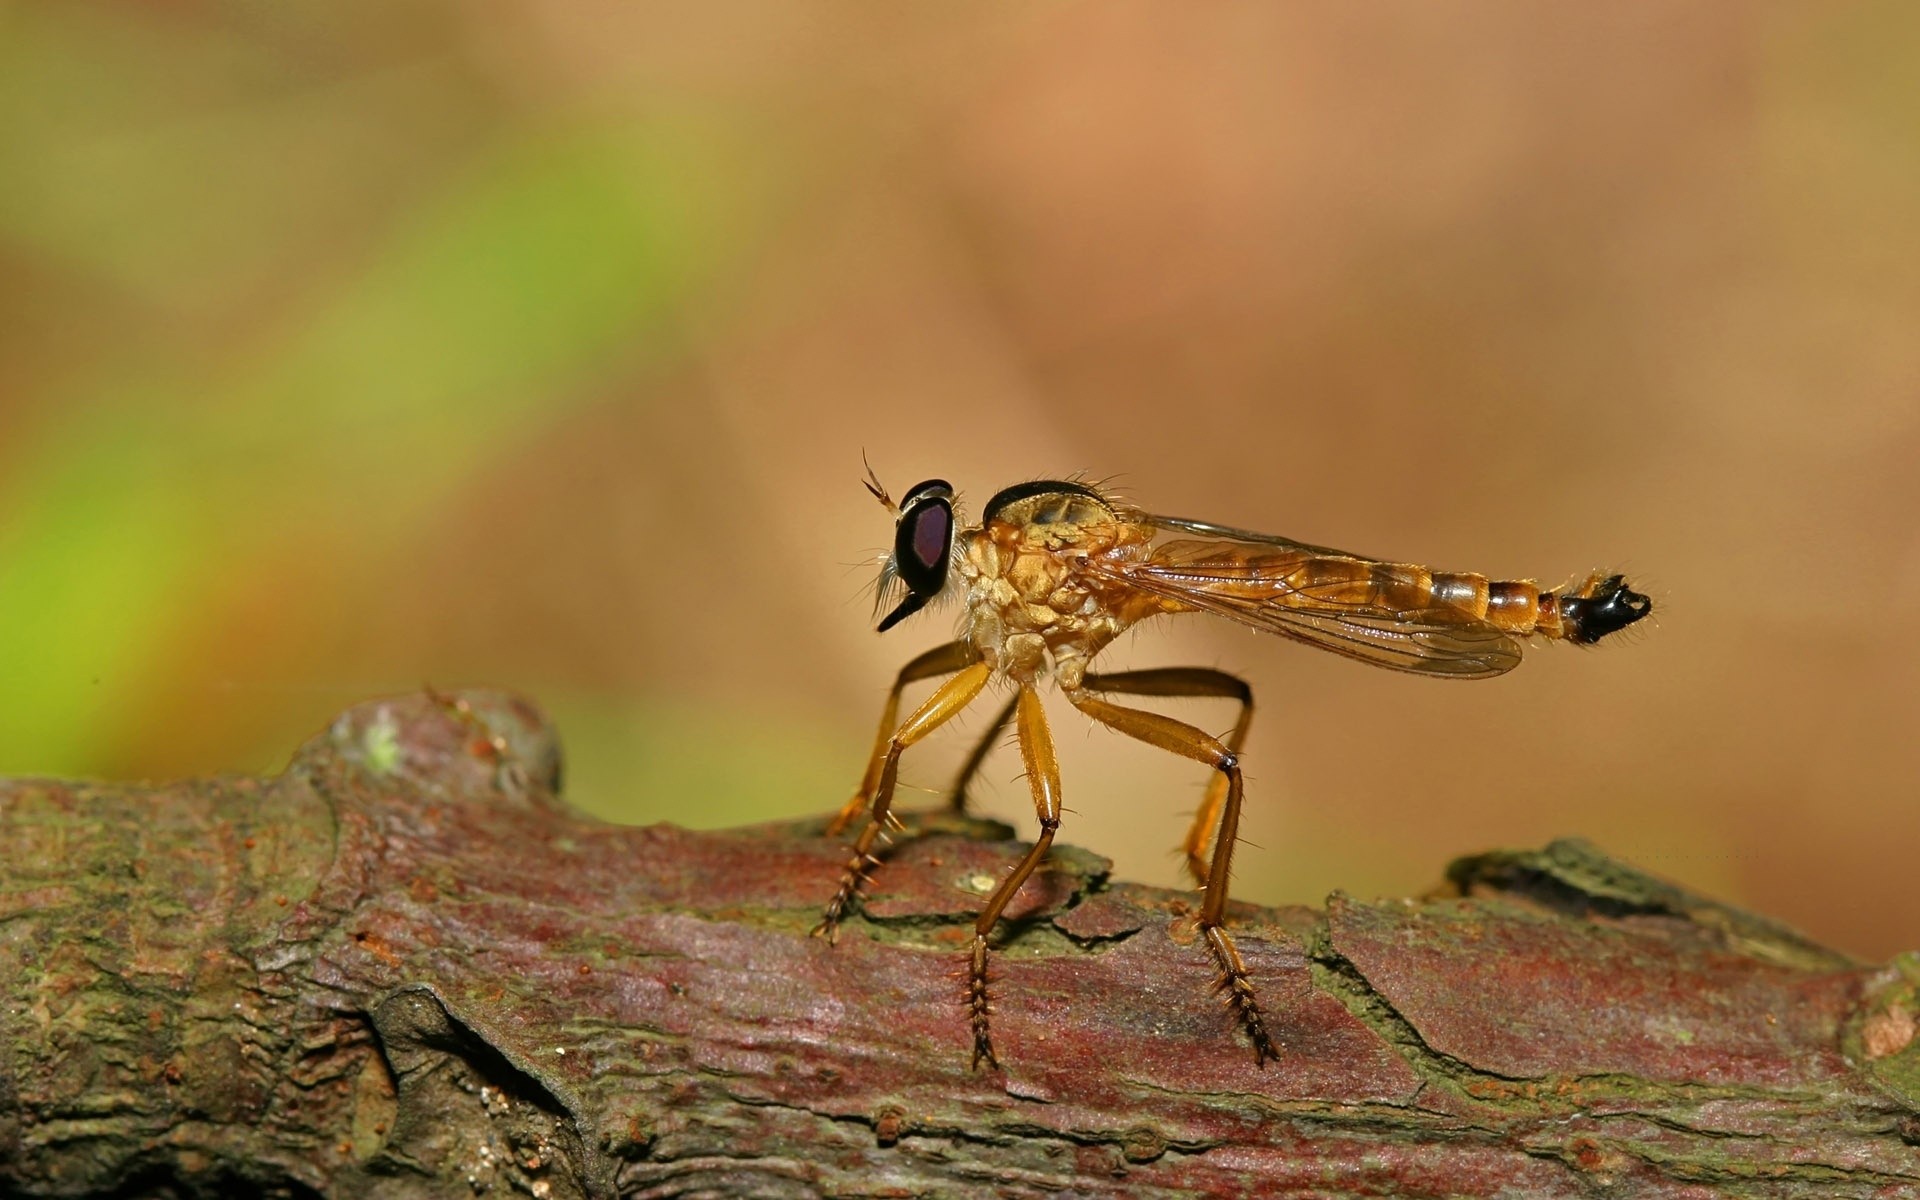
828;641;978;835
1066;687;1278;1066
966;684;1061;1070
814;660;992;942
943;692;1019;815
1081;667;1255;887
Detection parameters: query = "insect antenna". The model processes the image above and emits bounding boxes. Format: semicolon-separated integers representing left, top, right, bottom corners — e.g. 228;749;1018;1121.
860;450;899;514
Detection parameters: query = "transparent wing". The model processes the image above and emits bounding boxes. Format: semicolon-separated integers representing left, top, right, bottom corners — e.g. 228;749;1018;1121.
1085;527;1524;679
1147;514;1380;561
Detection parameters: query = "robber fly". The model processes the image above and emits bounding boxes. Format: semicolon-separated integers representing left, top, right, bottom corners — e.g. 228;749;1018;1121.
813;470;1651;1069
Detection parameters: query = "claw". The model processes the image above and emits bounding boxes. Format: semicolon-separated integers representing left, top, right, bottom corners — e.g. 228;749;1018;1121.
970;1035;998;1072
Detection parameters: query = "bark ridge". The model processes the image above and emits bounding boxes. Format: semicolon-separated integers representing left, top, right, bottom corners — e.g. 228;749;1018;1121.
2;691;1917;1198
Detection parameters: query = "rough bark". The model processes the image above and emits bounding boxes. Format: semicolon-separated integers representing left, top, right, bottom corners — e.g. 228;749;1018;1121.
2;691;1918;1199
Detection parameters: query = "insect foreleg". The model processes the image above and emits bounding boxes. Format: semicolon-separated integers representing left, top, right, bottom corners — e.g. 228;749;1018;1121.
828;640;980;836
1064;689;1279;1066
965;684;1061;1071
813;660;991;943
1079;667;1256;887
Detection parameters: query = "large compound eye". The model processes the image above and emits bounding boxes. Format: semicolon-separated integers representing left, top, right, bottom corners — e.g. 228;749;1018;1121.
877;479;954;632
896;497;952;594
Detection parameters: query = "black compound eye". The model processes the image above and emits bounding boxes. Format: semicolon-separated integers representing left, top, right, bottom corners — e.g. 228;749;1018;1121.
899;478;952;510
911;502;950;568
893;496;953;596
876;480;955;633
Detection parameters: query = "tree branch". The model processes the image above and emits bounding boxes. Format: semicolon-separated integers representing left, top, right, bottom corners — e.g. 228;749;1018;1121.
3;691;1917;1198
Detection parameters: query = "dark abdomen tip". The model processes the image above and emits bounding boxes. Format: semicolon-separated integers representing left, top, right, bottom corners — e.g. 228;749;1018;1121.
1560;575;1652;644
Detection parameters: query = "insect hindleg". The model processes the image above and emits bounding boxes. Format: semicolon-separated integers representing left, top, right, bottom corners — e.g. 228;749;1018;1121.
1064;689;1278;1066
966;684;1061;1071
1080;667;1255;887
828;640;979;835
814;661;991;942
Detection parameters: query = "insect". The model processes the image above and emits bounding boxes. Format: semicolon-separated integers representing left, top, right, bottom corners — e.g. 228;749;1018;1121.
812;470;1652;1069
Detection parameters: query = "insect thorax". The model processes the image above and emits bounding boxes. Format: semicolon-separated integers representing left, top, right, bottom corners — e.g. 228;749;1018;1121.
956;485;1155;688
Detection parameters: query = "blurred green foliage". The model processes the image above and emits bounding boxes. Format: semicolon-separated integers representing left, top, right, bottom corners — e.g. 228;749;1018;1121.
5;2;1920;960
0;4;778;798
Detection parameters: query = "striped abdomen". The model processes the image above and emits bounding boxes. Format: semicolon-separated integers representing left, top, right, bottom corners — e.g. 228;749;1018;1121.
1278;556;1652;644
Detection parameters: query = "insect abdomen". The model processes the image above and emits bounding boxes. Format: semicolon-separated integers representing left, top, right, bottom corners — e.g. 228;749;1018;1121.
1402;568;1543;633
1551;572;1654;644
1431;567;1651;643
1299;559;1650;643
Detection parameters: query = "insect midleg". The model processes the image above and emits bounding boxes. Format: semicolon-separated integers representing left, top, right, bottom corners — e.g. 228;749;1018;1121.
827;640;980;836
966;683;1061;1071
813;661;992;943
1079;667;1255;888
943;692;1020;816
1064;689;1279;1066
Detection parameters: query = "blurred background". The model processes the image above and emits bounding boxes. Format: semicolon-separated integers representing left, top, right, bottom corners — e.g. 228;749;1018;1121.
3;2;1917;957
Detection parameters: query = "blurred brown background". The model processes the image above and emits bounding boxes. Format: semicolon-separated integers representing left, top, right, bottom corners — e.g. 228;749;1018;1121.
3;3;1917;957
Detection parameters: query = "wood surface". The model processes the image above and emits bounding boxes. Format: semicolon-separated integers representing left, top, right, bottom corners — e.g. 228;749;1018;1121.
3;691;1917;1198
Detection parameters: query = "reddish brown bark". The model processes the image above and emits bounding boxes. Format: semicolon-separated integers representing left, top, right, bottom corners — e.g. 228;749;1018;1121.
3;691;1918;1198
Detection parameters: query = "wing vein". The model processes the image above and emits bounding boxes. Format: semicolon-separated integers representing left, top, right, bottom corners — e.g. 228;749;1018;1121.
1085;526;1523;678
